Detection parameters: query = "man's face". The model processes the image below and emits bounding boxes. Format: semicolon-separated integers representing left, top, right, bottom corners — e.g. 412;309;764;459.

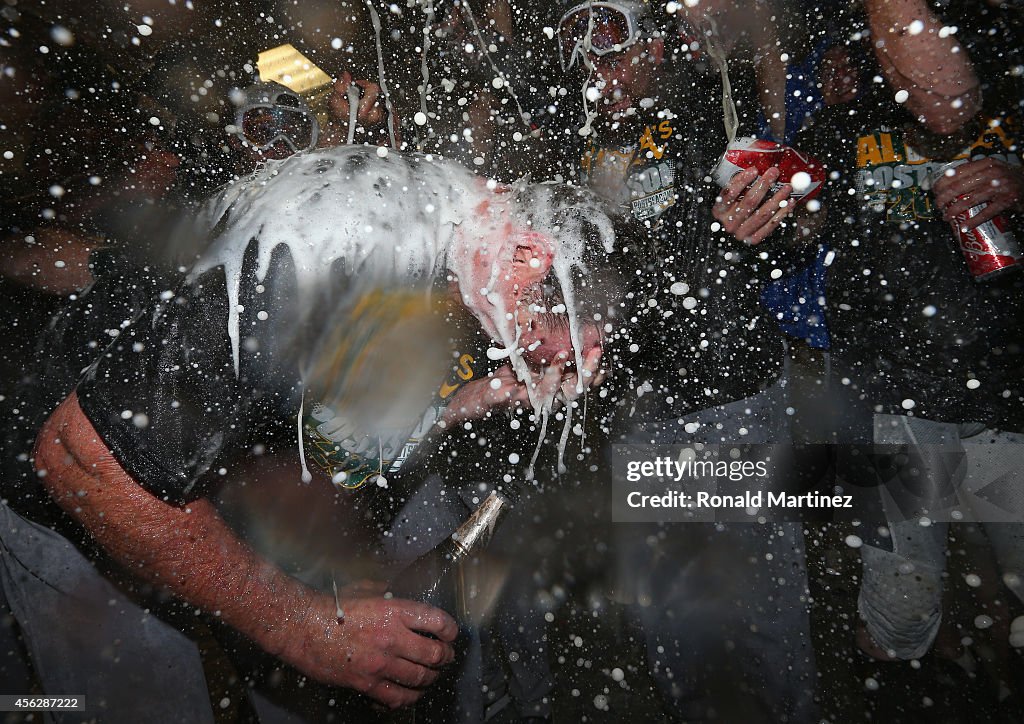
588;38;664;118
448;198;602;372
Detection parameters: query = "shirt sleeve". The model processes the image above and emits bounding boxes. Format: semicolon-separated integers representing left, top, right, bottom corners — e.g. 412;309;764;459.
76;242;300;504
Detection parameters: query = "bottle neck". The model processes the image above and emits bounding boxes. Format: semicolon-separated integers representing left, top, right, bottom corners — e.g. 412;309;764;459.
451;490;508;554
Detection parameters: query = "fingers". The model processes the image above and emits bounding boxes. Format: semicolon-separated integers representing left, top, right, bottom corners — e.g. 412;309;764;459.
390;626;456;668
743;184;794;245
933;166;997;209
955;202;1005;231
380;656;443;689
397;600;459;642
714;166;794;245
366;678;422;709
931;158;1022;229
582;346;604;387
714;166;759;208
328;71;355;119
356;80;385;125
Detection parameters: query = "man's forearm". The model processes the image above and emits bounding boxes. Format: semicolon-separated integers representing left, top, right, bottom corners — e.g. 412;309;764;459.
865;0;979;107
34;392;314;658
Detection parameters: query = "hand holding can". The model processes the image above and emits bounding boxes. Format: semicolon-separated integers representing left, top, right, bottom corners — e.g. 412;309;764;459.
712;137;826;206
928;159;1021;281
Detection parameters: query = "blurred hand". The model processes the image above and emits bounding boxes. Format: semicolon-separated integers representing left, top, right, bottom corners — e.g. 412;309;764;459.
932;157;1024;230
278;593;457;709
712;166;794;245
819;46;859;106
322;72;396;146
440;364;532;427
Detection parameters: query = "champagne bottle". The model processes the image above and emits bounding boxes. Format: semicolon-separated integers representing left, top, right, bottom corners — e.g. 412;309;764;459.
385;490;514;724
388;490;511;623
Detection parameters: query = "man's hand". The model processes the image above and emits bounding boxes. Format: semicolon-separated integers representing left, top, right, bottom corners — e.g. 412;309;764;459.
931;157;1024;230
321;72;394;146
278;593;457;709
34;393;455;710
440;364;531;428
712;166;794;245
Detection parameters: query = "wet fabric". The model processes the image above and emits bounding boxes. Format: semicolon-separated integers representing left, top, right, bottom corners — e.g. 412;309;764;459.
614;374;818;722
0;503;214;723
858;415;1024;659
800;84;1024;430
572;72;804;417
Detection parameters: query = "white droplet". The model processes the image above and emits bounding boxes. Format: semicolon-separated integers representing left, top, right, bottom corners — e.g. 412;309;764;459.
845;535;863;548
48;184;65;198
414;111;428;126
682;296;698;310
908;20;925;35
807;199;821;212
137;24;153;36
974;614;993;629
966;378;980;390
901;398;916;410
770;268;783;280
964;573;981;587
586;86;601;102
257;310;269;321
670;281;689;295
50;25;75;46
376;146;389;158
509;453;520;464
331;37;343;50
2;151;14;160
894;89;910;104
684;422;700;434
790;171;811;192
489;378;502;390
611;667;625;681
510;418;521;430
922;305;937;317
864;677;879;691
491;77;504;89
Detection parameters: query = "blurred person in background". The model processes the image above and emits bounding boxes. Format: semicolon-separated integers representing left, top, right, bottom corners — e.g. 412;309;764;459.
545;1;821;720
798;1;1024;708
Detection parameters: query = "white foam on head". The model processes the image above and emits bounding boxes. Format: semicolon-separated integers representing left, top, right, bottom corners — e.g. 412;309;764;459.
191;145;618;472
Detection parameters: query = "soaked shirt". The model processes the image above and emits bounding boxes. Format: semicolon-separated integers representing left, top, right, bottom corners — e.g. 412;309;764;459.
574;79;798;417
74;243;492;505
803;87;1024;429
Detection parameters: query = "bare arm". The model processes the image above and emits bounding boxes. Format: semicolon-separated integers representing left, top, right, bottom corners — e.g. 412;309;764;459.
34;392;458;708
864;0;980;133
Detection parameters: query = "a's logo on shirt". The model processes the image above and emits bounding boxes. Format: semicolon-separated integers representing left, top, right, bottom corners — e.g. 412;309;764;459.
302;352;479;488
581;120;678;226
855;117;1021;223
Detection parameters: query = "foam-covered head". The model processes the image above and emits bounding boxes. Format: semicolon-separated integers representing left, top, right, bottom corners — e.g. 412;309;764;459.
193;145;631;414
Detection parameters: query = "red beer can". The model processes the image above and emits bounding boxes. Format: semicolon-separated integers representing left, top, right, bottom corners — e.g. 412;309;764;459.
930;161;1022;282
712;136;826;206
